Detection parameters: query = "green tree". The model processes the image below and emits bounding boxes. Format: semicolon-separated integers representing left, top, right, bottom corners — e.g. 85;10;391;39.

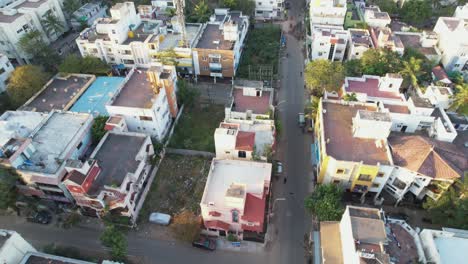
304;96;320;121
171;210;201;242
91;116;109;144
166;7;176;17
343;92;358;102
188;1;211;23
344;59;363;77
0;166;19;210
371;0;398;14
236;0;255;16
400;0;432;26
100;224;127;261
221;0;237;9
6;65;50;106
304;184;344;221
176;80;200;107
448;71;464;85
18;30;60;72
41;10;64;37
450;83;468;115
360;49;402;76
304;59;344;94
58;55;110;75
155;49;179;66
63;0;82;15
400;57;424;89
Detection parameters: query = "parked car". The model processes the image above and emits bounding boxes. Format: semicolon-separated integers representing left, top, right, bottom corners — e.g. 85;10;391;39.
274;160;283;179
192;235;217;251
387;212;409;221
149;212;171;225
27;211;52;224
298;113;305;127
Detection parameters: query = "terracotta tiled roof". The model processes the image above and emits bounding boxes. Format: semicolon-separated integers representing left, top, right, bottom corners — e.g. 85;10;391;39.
204;220;230;230
66;170;86;185
388;135;463;180
235;131;255;151
241;193;265;224
432;66;451;82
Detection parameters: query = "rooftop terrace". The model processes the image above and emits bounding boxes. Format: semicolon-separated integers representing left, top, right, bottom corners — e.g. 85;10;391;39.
345;77;403;101
321;101;391;165
111;69;157;108
22;74;94;112
159;24;202;50
0;111;47;147
13;0;47;9
395;33;439;56
196;24;234;50
232;88;271;114
88;133;146;195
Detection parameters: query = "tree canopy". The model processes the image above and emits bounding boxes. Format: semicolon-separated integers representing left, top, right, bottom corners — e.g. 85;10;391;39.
100;224;127;261
177;80;200;107
6;65;50;107
304;59;344;94
450;83;468;115
18;30;60;72
91;116;109;144
400;0;432;26
220;0;255;16
360;49;402;76
187;1;211;23
41;10;64;37
0;166;19;210
304;184;344;221
58;55;111;75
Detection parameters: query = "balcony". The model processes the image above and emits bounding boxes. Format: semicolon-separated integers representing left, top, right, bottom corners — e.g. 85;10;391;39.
209;63;222;71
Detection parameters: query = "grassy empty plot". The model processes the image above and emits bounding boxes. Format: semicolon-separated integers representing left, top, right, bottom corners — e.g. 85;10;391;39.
169;104;224;152
139;154;210;223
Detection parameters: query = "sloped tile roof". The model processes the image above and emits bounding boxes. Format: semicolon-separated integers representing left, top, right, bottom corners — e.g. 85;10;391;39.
235;131;255;151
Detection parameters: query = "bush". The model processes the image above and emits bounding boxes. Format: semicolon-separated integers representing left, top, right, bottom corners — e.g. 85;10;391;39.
91;116;108;144
100;224;127;261
171;210;201;242
227;233;239;242
304;184;344;221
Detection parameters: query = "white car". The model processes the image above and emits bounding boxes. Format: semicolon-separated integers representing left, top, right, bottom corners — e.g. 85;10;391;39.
149;212;171;225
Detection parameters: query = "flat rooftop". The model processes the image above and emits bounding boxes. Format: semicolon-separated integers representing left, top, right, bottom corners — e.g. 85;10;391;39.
0;111;47;146
0;12;23;23
349;29;373;47
111;69;157;108
410;95;432;108
13;0;47;9
159;24;201;50
234;79;264;89
25;112;91;174
385;223;419;264
384;104;410;114
22;75;94;112
396;33;439;56
232;88;271;114
122;21;159;45
21;251;94;264
201;159;271;205
322;101;391;165
346;77;403;101
88;133;146;195
434;235;468;264
196;24;234;50
70;77;125;116
320;222;343;264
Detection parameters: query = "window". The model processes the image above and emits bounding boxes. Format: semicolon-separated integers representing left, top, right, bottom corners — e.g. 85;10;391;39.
377;172;385;178
139;116;153;121
413;182;421;188
336;169;345;174
389;84;393;88
357;174;372;181
319;43;324;46
202;56;208;61
76;142;83;149
333;180;341;184
225;151;231;154
371;183;380;188
238;151;246;158
232;210;239;223
112;30;116;34
258;2;262;5
0;68;4;75
16;28;24;34
355;52;359;56
392;178;407;190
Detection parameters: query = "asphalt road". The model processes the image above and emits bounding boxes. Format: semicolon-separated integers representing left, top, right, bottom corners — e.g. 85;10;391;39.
0;1;312;263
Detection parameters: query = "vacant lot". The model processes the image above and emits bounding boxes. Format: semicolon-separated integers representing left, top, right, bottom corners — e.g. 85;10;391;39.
139;154;210;223
169;104;224;152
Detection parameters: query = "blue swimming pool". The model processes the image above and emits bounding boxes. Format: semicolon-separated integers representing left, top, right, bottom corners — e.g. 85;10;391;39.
70;76;125;116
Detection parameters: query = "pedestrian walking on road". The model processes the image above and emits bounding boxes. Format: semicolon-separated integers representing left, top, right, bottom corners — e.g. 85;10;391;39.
300;71;302;76
283;177;287;184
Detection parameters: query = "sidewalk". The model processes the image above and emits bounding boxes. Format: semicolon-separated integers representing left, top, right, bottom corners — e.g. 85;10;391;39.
216;238;265;253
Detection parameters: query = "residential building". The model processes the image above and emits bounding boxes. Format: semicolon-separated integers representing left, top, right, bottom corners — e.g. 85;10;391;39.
0;0;68;64
447;112;468;131
0;110;93;203
347;28;373;60
214;119;275;161
70;1;107;30
105;66;177;140
20;252;95;264
420;228;468;264
385;134;464;203
254;0;284;20
337;74;405;103
433;16;468;76
76;2;203;72
200;159;272;239
0;229;36;264
193;9;249;80
363;6;391;28
21;73;96;112
419;85;453;110
394;31;442;62
431;65;452;86
309;0;346;26
314;99;394;202
319;206;426;264
454;3;468;19
225;80;274;120
0;53;13;92
370;27;404;56
151;0;175;11
64;131;154;222
310;25;348;61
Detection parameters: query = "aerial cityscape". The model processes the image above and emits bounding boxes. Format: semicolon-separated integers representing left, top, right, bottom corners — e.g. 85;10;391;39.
0;0;466;263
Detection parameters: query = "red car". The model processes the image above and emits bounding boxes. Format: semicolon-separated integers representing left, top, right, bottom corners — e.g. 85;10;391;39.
192;236;217;251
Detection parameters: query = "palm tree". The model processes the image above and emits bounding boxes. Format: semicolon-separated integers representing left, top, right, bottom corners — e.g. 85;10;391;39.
343;92;358;102
400;57;424;89
191;1;211;23
41;10;64;37
450;83;468;115
305;96;320;130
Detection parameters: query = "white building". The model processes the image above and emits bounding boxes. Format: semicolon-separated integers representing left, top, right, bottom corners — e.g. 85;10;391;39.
64;131;154;223
105;66;178;140
70;2;107;30
363;6;391;28
394;31;442;63
0;229;36;264
319;206;425;264
200;159;272;238
433;16;468;76
420;228;468;264
0;53;14;92
454;3;468;19
215;119;275;161
254;0;284;20
310;25;348;61
225;80;274;121
419;85;453;110
0;110;93;203
0;0;68;64
370;27;404;56
347;28;373;60
309;0;346;26
151;0;175;11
